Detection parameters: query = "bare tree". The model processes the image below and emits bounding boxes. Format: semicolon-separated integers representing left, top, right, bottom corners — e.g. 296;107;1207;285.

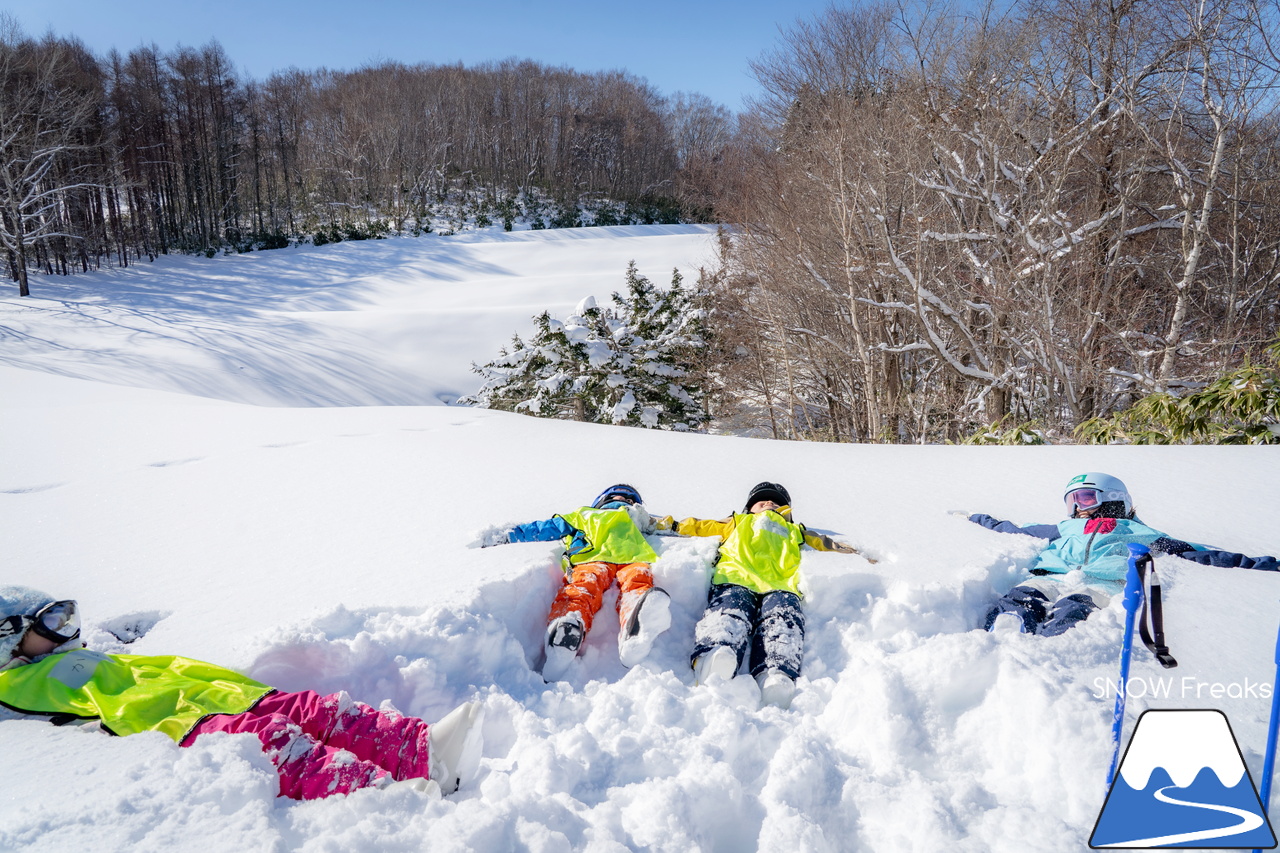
717;0;1280;441
0;22;100;295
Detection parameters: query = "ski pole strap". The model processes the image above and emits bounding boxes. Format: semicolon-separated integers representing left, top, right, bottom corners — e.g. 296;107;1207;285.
1136;557;1178;668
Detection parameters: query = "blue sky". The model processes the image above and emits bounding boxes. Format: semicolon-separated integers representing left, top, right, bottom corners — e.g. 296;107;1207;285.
4;0;837;111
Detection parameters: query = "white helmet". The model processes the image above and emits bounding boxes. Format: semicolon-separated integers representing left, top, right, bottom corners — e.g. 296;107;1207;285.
0;586;80;661
1063;472;1133;518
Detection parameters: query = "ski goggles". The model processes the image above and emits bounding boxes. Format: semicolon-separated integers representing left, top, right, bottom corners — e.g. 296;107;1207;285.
30;600;80;644
1065;488;1103;513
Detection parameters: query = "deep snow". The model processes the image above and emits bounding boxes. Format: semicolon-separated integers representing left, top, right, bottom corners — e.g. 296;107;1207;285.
1;225;1278;852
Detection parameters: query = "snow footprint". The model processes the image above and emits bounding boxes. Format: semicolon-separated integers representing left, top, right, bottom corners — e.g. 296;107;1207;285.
0;481;68;494
86;610;173;651
148;457;203;468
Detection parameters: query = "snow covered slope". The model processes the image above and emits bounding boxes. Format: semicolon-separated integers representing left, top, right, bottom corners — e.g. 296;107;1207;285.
0;225;721;406
1;226;1278;852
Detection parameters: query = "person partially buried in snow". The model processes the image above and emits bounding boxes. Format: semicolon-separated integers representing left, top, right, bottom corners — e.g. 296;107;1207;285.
667;482;863;709
0;585;484;800
481;483;674;680
967;472;1278;636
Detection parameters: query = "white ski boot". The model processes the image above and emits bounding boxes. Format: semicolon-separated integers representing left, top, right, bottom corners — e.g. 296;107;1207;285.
618;587;672;667
428;700;484;795
382;776;442;796
693;645;738;685
542;611;585;682
989;612;1026;634
756;669;796;710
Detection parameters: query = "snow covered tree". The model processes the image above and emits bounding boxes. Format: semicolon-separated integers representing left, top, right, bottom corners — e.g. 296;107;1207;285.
0;26;100;296
463;264;710;430
462;306;611;422
718;0;1280;443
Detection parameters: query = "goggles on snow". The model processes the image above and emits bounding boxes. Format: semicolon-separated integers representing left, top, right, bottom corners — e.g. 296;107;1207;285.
30;600;80;644
1065;488;1103;513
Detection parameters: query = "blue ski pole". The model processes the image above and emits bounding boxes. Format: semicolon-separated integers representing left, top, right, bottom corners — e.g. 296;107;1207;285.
1107;543;1148;788
1255;612;1280;853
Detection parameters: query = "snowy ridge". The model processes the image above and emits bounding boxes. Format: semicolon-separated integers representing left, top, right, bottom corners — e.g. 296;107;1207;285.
1;227;1279;851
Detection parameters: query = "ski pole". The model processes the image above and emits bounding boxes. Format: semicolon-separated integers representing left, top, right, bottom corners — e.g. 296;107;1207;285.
1107;543;1148;788
1255;611;1280;853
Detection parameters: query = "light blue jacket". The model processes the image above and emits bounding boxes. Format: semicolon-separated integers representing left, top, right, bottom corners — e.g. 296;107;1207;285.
969;514;1278;581
1035;518;1175;581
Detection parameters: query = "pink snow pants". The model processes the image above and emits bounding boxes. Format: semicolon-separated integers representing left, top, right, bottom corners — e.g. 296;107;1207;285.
181;690;431;800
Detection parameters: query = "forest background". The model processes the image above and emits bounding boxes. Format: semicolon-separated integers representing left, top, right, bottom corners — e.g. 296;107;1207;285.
3;0;1279;443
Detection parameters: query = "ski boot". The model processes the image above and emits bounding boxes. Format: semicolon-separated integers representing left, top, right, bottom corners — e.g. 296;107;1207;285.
428;700;484;795
1038;593;1099;636
542;611;585;682
756;668;796;710
618;587;672;667
984;585;1050;633
382;776;442;796
693;645;738;686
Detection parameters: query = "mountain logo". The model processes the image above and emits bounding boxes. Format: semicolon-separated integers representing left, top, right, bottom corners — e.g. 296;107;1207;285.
1091;710;1276;849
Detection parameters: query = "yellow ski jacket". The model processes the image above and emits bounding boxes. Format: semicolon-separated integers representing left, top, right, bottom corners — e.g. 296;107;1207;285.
669;506;841;595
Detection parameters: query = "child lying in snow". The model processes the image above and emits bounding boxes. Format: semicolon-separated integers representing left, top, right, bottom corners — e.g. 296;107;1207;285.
666;482;862;709
0;586;483;800
968;472;1278;636
483;483;674;681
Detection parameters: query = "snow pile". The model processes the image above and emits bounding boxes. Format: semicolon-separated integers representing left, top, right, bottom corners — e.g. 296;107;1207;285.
1;226;1278;852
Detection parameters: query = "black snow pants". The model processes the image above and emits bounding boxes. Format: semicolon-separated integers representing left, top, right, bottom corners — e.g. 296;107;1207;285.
691;583;806;679
984;584;1099;636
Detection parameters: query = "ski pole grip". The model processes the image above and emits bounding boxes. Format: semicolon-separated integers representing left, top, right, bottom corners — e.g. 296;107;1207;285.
1123;543;1147;614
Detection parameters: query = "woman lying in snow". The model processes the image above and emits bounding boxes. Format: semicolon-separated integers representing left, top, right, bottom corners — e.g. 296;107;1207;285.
968;472;1278;636
0;586;483;800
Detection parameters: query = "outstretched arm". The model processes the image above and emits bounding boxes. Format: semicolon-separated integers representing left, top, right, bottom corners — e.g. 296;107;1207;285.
503;517;575;545
1162;541;1278;571
967;513;1061;541
669;517;734;538
802;529;871;559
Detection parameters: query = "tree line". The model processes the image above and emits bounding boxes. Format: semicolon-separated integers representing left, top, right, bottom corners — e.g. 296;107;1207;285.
0;17;733;296
10;4;1280;444
705;0;1280;443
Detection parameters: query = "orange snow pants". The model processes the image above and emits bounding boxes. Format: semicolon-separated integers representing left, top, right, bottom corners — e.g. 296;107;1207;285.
548;561;654;635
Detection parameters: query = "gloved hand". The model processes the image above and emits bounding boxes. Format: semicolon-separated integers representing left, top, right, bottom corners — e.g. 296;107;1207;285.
471;525;513;549
831;540;878;563
651;515;677;535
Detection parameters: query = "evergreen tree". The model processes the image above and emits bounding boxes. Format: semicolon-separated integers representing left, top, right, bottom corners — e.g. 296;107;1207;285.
463;264;710;430
1076;338;1280;444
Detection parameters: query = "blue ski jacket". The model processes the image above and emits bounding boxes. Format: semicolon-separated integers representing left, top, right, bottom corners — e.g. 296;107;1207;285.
969;513;1278;581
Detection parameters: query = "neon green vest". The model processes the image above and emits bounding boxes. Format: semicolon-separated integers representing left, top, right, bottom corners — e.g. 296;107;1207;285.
0;649;273;742
712;511;806;595
558;507;658;568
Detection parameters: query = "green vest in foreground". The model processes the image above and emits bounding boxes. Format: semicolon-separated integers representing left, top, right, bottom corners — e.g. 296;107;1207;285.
0;649;273;742
713;510;806;595
558;507;658;567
